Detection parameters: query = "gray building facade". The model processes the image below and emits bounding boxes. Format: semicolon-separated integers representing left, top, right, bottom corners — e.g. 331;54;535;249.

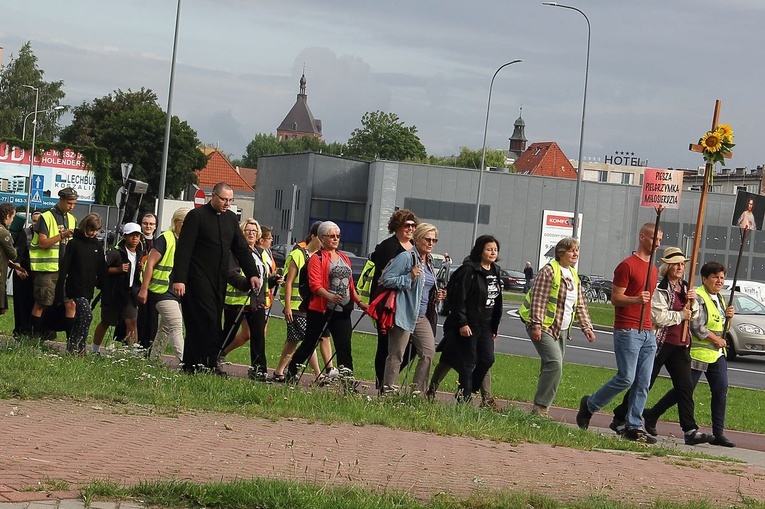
254;152;764;281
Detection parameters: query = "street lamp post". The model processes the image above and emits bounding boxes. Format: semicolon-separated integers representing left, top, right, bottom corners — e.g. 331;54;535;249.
23;106;65;140
543;2;590;240
472;59;523;242
22;84;39;227
157;0;182;228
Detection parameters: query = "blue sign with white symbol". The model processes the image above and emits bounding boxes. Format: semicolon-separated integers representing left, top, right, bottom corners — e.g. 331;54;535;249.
31;174;44;204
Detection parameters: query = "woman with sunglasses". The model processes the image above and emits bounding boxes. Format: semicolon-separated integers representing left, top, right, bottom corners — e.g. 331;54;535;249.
368;209;419;390
287;221;368;380
519;237;596;417
380;223;444;395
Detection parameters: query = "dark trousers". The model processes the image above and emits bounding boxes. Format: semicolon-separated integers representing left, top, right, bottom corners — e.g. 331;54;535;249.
614;343;699;432
181;291;223;372
650;355;728;436
137;300;158;350
289;309;353;375
456;318;495;400
222;307;268;373
375;329;412;389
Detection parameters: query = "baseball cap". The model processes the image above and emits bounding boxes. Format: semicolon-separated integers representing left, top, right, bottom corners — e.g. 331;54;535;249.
122;222;142;235
58;187;78;199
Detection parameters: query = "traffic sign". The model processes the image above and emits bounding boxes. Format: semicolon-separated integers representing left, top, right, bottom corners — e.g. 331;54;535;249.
194;188;206;208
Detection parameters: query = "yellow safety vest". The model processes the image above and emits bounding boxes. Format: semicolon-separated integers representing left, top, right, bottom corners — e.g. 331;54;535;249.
29;208;76;272
225;267;251;306
148;230;177;294
281;245;309;311
691;286;725;363
518;260;578;329
356;259;376;304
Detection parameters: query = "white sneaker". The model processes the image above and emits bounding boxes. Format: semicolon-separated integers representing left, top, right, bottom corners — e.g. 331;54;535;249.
327;367;340;379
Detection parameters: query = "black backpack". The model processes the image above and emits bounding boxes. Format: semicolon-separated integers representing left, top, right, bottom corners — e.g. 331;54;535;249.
440;264;474;316
298;249;321;310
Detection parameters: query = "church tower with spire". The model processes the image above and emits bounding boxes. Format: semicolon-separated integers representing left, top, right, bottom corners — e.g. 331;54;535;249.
507;107;527;161
277;71;323;141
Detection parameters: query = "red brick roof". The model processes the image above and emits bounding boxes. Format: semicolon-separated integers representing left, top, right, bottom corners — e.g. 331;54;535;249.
235;166;258;189
196;148;254;191
514;142;577;179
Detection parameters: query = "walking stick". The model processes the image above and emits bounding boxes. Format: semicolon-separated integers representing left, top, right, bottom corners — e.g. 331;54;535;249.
313;311;366;384
295;304;338;384
218;286;258;359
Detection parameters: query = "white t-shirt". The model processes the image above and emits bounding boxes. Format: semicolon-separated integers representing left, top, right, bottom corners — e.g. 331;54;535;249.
127;250;137;285
560;266;577;331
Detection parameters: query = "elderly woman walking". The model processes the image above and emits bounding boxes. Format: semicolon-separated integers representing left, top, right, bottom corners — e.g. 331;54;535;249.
287;221;368;379
380;223;445;395
519;237;596;417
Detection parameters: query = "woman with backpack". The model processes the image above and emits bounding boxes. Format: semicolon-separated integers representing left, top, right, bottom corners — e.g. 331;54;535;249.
380;223;445;395
368;209;419;390
437;235;504;402
287;221;368;380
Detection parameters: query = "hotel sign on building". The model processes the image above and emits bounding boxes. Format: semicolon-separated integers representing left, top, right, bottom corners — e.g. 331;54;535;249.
0;143;96;207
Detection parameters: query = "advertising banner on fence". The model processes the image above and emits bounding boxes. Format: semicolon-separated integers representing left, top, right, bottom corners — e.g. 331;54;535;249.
538;210;583;270
0;143;96;207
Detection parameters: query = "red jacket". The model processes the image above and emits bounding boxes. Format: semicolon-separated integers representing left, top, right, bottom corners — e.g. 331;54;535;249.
307;249;361;313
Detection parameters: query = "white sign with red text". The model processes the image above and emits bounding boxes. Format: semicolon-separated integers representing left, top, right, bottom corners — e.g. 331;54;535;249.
0;143;96;207
538;209;583;270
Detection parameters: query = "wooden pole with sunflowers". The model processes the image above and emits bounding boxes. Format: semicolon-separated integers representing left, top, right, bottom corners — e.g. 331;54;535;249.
687;100;735;289
684;100;734;337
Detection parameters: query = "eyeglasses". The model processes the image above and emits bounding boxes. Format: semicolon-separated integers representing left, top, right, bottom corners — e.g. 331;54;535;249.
422;237;438;244
141;222;156;226
244;229;259;234
261;236;273;241
322;234;341;239
213;192;234;204
404;222;416;229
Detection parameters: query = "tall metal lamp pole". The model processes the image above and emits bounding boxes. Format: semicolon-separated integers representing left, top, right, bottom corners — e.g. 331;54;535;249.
22;84;39;227
472;59;523;241
543;2;590;240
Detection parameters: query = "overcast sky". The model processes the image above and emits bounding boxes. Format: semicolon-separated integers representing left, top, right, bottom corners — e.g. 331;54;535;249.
4;0;763;170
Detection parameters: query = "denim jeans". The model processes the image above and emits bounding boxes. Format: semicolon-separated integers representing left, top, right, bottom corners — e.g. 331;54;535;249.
588;328;656;428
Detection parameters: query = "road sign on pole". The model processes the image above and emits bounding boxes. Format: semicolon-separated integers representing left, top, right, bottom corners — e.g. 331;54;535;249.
121;163;133;183
194;188;206;208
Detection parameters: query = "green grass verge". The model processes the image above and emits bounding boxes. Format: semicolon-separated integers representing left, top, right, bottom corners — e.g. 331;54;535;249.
80;478;765;509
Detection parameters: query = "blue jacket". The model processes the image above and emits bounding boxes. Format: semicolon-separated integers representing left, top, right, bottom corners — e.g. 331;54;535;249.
381;248;435;333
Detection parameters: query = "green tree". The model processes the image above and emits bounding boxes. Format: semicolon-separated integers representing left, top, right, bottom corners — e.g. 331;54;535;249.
241;133;346;168
60;88;207;205
454;146;508;170
0;42;65;141
346;111;427;161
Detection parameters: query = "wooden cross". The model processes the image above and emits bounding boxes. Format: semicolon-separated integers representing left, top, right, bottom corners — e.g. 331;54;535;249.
686;99;727;299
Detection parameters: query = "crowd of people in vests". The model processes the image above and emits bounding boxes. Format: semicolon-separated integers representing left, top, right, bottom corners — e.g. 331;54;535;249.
0;185;737;446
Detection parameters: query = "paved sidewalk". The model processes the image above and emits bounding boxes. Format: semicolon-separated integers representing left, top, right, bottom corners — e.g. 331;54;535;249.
2;350;764;508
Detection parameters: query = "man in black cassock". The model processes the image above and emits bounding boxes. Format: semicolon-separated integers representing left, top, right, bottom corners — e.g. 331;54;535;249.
173;183;260;373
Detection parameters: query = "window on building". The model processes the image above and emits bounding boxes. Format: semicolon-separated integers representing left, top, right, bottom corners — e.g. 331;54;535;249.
597;170;607;182
621;173;633;185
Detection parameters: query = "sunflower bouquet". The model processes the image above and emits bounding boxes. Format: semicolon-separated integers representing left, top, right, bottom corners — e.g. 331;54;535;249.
698;124;734;165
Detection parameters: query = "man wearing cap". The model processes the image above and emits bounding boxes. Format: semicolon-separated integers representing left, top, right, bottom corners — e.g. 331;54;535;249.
91;222;144;353
29;187;78;336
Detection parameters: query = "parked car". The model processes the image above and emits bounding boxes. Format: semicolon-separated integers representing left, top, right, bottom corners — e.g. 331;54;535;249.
582;275;612;303
500;269;526;292
726;293;765;360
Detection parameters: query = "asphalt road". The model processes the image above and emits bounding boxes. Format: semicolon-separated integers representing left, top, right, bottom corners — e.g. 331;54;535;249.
273;300;765;391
